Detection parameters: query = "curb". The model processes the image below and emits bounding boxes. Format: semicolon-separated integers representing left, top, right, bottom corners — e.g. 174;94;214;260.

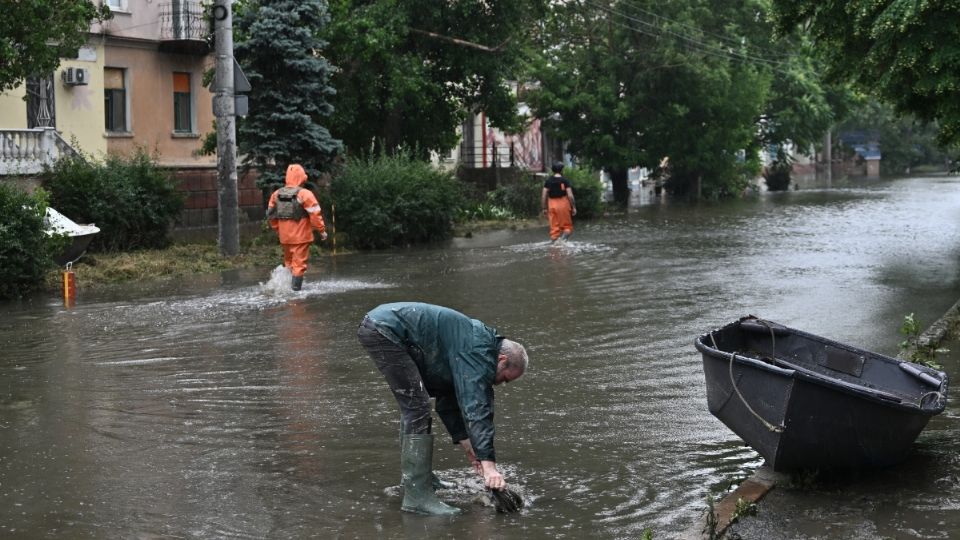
677;466;787;540
897;296;960;360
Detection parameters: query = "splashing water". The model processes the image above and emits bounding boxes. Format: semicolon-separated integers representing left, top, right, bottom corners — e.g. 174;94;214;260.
506;239;614;255
260;265;294;296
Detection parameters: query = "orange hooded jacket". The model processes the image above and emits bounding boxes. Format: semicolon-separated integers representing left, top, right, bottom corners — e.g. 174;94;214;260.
267;164;326;244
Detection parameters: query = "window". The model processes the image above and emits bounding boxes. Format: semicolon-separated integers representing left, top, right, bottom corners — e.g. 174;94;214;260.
104;67;126;132
173;72;192;133
104;0;127;11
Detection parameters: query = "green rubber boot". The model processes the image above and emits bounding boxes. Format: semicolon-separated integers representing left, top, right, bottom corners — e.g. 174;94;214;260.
400;434;461;515
405;472;455;491
291;275;303;291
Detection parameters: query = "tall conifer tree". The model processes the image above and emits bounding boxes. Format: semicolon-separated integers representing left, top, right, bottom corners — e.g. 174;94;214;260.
235;0;341;188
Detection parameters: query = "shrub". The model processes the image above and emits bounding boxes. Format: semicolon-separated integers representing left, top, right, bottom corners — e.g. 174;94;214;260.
763;162;792;191
0;184;64;299
41;148;184;251
457;202;515;221
329;152;463;249
564;167;604;219
487;175;542;218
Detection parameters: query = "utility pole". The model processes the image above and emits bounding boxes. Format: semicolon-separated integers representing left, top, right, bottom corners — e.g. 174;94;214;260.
213;0;239;256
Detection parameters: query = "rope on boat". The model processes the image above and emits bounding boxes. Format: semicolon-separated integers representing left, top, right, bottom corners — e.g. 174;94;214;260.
710;331;784;434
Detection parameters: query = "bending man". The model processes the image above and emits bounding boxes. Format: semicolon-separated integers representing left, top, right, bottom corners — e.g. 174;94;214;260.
357;302;529;515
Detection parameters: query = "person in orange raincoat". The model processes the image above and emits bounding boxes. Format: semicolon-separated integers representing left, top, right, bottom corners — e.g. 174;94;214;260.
266;164;327;291
541;161;577;242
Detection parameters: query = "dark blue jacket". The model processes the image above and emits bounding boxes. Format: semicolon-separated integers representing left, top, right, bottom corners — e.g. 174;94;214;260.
365;302;503;461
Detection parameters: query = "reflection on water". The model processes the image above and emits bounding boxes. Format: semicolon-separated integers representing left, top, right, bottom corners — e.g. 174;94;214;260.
2;176;960;538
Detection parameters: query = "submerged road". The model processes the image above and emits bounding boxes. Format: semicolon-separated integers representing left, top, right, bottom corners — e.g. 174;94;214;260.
2;175;960;538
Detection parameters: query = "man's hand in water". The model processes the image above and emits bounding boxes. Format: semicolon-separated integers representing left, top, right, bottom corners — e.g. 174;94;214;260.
457;439;482;475
480;460;505;491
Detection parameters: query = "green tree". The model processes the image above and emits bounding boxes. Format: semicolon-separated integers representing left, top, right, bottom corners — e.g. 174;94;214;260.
759;41;834;167
234;0;341;189
0;0;111;92
323;0;544;157
529;0;774;201
771;0;960;148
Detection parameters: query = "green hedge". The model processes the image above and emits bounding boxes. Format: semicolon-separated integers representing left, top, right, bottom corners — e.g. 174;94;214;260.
41;149;184;252
483;167;604;220
0;185;63;299
487;175;542;218
329;153;463;249
563;167;604;219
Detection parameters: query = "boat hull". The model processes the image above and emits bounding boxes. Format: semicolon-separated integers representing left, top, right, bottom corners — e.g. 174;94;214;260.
697;317;947;472
54;234;96;266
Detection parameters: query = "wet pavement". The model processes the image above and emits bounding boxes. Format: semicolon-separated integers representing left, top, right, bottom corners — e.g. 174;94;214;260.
2;175;960;538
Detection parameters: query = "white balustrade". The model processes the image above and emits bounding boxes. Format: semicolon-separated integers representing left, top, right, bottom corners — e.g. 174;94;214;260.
0;128;69;175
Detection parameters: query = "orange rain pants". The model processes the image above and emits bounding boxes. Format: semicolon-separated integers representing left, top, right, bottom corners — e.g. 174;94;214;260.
281;242;311;277
547;196;574;240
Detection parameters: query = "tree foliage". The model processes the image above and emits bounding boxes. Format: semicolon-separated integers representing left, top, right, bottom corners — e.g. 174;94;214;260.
235;0;341;189
0;0;111;92
529;0;778;201
322;0;545;157
0;185;61;299
42;149;184;252
771;0;960;147
757;38;837;166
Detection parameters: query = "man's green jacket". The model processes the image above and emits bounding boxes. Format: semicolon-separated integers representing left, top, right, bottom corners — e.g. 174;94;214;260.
365;302;503;462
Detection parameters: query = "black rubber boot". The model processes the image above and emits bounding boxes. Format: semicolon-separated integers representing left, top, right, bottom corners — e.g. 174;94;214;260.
400;434;461;515
291;275;303;291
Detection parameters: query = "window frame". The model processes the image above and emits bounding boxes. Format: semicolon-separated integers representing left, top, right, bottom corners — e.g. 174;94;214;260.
104;0;129;13
104;67;128;133
172;72;193;134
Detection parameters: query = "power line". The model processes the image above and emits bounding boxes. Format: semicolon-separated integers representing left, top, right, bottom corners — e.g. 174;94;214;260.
616;0;791;61
592;1;786;69
579;0;791;74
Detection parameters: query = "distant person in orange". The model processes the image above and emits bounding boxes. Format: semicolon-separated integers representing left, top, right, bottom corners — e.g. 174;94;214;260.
266;164;327;291
541;161;576;242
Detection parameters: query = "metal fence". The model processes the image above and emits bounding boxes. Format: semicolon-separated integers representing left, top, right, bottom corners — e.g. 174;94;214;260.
160;1;207;41
459;142;516;169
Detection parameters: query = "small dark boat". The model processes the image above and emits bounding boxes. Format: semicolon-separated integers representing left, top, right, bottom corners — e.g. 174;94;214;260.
695;316;948;472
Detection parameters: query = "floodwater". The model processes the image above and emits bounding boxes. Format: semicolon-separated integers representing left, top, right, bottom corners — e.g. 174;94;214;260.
2;175;960;539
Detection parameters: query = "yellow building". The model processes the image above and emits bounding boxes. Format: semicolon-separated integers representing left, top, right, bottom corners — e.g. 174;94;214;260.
1;1;263;230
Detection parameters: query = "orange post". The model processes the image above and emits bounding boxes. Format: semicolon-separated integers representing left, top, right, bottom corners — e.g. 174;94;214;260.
62;262;77;307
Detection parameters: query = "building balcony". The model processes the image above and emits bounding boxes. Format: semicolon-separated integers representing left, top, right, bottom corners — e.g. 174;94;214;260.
159;1;209;55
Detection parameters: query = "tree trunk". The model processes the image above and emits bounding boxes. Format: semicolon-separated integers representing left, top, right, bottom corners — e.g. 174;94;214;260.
609;167;629;207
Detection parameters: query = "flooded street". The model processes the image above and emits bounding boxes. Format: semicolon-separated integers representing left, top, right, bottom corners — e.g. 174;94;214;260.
3;175;960;539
